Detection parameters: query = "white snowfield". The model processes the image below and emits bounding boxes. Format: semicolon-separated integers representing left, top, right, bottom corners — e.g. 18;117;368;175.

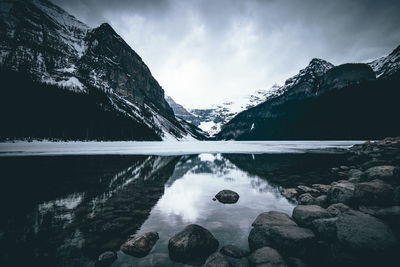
0;141;364;156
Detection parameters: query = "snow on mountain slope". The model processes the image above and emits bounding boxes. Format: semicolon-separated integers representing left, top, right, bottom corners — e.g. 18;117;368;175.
368;45;400;79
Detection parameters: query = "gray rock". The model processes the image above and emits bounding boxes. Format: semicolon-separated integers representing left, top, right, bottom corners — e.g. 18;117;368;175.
220;245;249;258
363;165;395;181
361;160;387;171
311;217;338;239
96;251;117;267
248;247;287;267
311;184;331;194
203;252;230;267
298;193;317;205
296;186;320;197
336;210;398;253
315;195;328;207
120;232;159;257
168;224;219;264
282;188;299;199
215;189;240;204
292;205;331;227
347;169;363;182
248;225;315;256
285;257;309;267
327;180;355;204
252;211;297;227
354;179;394;205
326;203;351;217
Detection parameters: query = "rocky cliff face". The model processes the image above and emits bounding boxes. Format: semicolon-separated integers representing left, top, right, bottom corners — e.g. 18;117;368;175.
369;45;400;80
0;0;203;141
217;49;400;140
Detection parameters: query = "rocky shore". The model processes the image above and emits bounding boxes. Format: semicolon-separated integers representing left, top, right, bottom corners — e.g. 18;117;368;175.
98;137;400;267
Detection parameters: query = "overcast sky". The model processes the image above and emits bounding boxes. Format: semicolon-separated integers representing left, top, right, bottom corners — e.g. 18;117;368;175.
54;0;400;109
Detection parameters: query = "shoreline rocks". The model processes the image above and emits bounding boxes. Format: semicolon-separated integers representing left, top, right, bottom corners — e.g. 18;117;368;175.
120;232;159;257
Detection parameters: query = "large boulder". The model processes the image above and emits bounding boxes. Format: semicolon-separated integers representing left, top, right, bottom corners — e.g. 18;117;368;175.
363;165;396;181
336;210;398;254
203;252;230;267
248;225;315;257
248;247;287;267
120;232;159;257
327;181;355;204
292;205;331;227
354;179;394;205
96;251;117;267
252;211;297;227
215;190;240;204
220;245;249;258
168;224;219;264
311;217;338;240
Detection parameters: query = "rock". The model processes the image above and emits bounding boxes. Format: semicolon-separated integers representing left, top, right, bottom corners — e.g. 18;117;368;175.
248;225;315;257
282;188;299;199
360;159;387;170
285;257;309;267
120;232;159;257
292;205;331;227
220;245;249;258
327;180;355;204
347;169;363;182
340;165;350;171
311;217;337;239
296;186;320;197
252;211;297;227
168;224;219;264
336;210;398;253
354;179;394;205
298;193;317;205
315;195;328;207
215;190;240;204
311;184;331;194
96;251;117;267
203;252;230;267
248;247;287;267
363;165;395;181
375;206;400;226
326;203;351;216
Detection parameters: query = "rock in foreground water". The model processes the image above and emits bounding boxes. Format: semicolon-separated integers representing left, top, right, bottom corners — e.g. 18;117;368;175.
168;224;219;264
120;232;159;257
215;189;240;203
248;246;287;267
292;205;331;227
252;211;297;227
96;251;117;267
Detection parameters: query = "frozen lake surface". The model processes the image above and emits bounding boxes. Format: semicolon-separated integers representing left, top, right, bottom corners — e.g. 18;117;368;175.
0;140;364;156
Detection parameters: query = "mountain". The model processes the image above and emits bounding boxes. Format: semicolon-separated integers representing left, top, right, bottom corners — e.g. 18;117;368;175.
0;0;205;141
217;46;400;140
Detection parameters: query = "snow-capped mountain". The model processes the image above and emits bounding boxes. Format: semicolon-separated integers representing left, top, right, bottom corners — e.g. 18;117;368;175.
217;46;400;140
0;0;205;141
368;45;400;79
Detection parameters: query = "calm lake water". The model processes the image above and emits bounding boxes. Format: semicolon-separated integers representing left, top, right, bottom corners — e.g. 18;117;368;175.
0;142;359;266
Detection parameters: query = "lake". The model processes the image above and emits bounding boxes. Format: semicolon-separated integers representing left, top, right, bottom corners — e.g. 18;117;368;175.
0;141;363;266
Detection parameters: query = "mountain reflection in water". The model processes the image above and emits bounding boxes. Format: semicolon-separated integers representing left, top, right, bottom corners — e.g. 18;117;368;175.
0;152;348;266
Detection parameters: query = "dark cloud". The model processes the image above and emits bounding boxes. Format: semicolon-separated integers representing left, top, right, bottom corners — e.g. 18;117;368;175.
53;0;400;108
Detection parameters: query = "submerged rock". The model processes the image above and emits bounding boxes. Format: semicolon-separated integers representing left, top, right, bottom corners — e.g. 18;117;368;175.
96;251;117;267
203;252;230;267
292;205;331;227
252;211;297;227
248;247;287;267
215;189;240;204
168;224;219;264
220;245;249;258
120;232;159;257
